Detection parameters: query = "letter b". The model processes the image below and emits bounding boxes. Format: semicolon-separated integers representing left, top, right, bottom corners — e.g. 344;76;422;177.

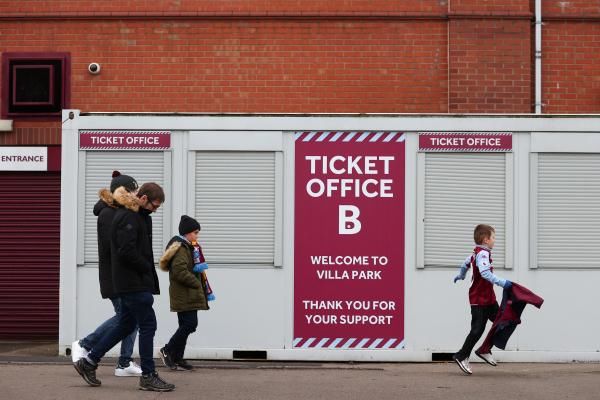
339;205;361;235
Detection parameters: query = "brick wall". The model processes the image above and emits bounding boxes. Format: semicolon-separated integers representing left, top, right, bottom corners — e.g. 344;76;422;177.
1;20;448;114
449;19;532;113
0;1;446;14
450;0;531;14
543;21;600;114
0;0;599;146
0;121;61;145
544;1;600;16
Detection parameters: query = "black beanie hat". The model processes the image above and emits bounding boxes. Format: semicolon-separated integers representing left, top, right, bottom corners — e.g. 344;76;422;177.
110;170;139;193
179;215;201;235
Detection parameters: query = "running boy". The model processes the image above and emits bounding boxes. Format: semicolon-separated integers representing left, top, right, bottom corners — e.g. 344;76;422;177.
452;224;512;375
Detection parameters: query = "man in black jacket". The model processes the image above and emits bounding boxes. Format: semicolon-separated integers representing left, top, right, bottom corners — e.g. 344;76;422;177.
71;171;142;377
74;181;174;392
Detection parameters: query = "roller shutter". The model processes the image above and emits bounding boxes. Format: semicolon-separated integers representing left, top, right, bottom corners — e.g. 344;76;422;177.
83;151;166;264
535;153;600;269
423;153;507;268
195;151;276;266
0;172;60;339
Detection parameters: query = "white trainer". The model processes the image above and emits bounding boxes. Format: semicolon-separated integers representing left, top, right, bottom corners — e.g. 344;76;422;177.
463;358;473;374
475;351;498;366
452;354;472;375
71;340;89;363
115;361;143;377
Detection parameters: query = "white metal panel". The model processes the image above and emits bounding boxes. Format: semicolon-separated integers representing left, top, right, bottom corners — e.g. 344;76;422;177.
189;131;283;151
73;111;600;133
195;151;276;266
61;113;600;361
83;151;166;263
535;153;600;268
76;267;287;353
60;110;80;348
531;132;600;153
423;153;507;268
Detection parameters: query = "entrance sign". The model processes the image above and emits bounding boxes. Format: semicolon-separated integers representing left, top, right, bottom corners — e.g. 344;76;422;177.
79;130;170;150
0;147;47;171
294;131;405;349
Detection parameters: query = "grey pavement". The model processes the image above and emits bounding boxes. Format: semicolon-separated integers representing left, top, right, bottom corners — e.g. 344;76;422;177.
1;357;599;400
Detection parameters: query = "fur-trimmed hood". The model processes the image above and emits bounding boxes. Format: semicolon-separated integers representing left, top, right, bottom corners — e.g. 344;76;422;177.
159;236;193;271
112;186;140;212
98;188;115;207
159;241;182;271
93;188;116;216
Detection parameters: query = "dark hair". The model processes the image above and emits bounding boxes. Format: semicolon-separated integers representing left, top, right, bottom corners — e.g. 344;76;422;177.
474;224;495;245
138;182;165;203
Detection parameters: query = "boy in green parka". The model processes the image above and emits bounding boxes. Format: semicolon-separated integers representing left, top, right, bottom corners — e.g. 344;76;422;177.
158;215;209;371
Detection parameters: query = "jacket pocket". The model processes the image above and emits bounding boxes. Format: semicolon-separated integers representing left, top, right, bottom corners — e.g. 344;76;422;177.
188;286;202;306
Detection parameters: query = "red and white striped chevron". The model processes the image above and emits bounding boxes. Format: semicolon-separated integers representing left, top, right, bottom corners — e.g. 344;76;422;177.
295;131;405;143
293;337;405;349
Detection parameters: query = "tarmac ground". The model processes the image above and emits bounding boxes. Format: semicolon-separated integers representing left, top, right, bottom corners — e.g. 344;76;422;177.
1;341;599;400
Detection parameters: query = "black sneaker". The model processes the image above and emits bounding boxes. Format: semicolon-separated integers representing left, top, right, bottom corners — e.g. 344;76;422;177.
74;358;101;386
159;346;177;370
175;359;194;371
139;372;175;392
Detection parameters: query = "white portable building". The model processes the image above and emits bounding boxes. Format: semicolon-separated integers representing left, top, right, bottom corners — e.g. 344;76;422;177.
60;111;600;362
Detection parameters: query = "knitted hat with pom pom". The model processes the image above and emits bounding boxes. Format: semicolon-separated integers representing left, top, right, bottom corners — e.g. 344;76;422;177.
109;170;138;193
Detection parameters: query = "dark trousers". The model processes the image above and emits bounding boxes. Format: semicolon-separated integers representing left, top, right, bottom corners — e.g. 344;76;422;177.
456;303;499;360
88;291;157;375
80;297;138;367
165;310;198;361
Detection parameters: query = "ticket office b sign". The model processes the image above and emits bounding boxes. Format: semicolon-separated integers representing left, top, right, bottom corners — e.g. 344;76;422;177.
294;131;405;350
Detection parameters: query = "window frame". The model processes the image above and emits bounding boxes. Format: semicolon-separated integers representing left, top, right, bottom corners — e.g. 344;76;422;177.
187;131;284;269
1;52;70;119
76;150;172;267
416;151;514;270
530;152;600;269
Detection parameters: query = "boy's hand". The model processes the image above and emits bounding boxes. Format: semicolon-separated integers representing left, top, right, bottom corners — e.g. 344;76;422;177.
503;280;513;289
193;262;208;273
453;275;465;283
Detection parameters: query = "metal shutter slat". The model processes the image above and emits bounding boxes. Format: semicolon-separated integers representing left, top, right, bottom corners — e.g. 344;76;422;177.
84;152;165;263
0;172;60;339
537;154;600;268
424;153;506;268
195;151;276;265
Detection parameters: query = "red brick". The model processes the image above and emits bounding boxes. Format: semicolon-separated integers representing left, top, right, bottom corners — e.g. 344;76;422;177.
543;21;600;113
0;1;446;15
449;19;532;113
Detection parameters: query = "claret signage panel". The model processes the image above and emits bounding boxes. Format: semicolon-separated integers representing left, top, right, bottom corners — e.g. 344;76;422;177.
294;131;405;350
419;132;512;152
79;130;171;150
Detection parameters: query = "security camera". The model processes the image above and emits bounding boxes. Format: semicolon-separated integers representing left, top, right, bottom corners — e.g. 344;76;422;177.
88;63;101;74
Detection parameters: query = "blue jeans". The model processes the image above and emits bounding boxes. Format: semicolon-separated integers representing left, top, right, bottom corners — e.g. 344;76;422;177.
165;310;198;361
80;298;138;367
88;291;157;375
